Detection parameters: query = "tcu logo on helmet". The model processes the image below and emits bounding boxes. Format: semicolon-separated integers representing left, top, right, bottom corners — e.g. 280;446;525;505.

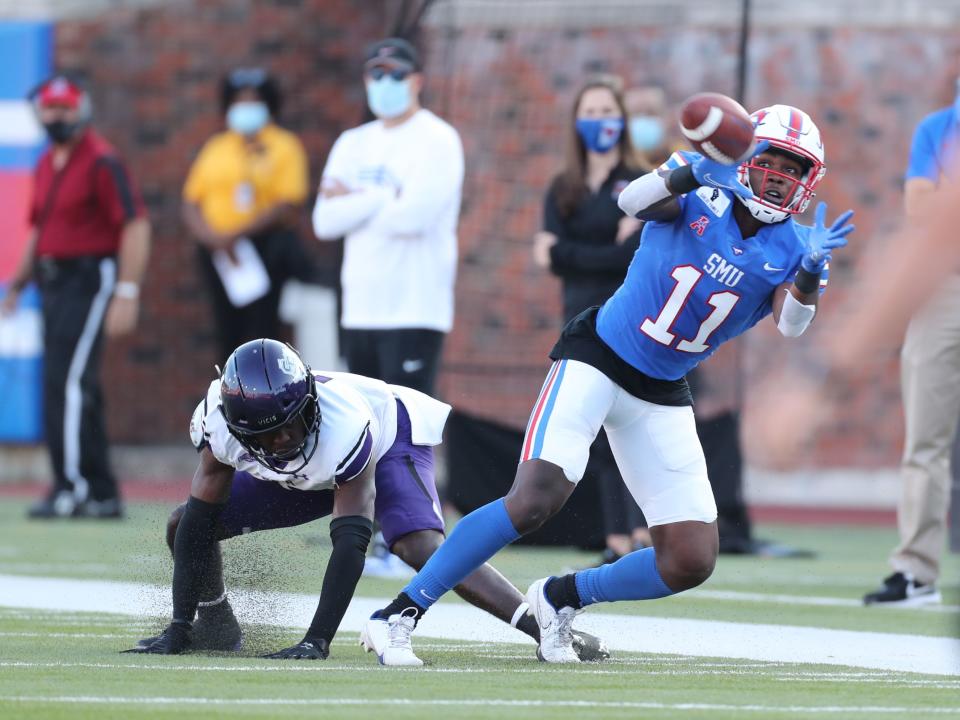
277;356;297;376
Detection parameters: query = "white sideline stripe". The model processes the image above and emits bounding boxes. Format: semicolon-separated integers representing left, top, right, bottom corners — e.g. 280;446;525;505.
3;696;960;714
5;661;960;687
63;258;116;503
0;661;781;677
692;588;960;613
1;574;958;676
0;632;129;639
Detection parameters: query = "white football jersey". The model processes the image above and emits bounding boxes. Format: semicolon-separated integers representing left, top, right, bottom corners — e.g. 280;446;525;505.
189;371;451;491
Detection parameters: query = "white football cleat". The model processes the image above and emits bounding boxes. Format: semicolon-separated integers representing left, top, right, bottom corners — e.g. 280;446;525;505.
360;610;423;667
526;577;581;663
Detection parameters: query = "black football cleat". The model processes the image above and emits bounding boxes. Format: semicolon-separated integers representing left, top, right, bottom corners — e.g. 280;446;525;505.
863;572;941;607
26;490;78;519
138;599;243;651
75;497;125;519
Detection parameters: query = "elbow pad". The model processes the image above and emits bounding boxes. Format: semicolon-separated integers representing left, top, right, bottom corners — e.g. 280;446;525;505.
777;290;816;337
617;172;671;218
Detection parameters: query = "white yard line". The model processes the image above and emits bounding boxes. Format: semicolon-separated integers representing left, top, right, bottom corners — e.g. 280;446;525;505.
0;574;957;676
692;588;960;613
2;696;960;714
4;660;959;687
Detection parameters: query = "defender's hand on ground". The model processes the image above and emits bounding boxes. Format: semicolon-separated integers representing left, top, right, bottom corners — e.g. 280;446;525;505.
262;637;330;660
123;622;192;655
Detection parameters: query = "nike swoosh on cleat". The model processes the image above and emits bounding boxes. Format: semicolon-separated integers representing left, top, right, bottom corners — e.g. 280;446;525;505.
763;262;785;272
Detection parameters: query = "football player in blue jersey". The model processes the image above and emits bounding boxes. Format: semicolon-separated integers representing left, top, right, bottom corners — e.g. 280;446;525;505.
362;104;855;665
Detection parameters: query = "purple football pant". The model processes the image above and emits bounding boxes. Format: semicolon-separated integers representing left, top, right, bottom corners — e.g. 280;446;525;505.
217;400;445;548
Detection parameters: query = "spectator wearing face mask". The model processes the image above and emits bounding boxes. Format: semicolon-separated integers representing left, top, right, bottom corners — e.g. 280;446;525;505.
182;67;311;363
532;75;653;563
1;75;151;519
312;37;463;398
624;85;673;168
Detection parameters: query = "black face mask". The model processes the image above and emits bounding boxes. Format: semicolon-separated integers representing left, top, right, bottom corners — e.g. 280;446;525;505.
42;120;80;144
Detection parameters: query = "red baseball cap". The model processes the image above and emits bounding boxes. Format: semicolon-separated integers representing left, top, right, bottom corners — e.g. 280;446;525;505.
35;76;85;109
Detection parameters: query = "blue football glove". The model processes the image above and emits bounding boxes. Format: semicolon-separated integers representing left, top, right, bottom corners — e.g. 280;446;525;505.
801;202;855;273
690;140;769;200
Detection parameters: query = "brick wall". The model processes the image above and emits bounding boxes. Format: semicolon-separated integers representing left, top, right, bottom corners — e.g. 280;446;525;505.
54;0;388;443
423;21;959;468
50;1;959;468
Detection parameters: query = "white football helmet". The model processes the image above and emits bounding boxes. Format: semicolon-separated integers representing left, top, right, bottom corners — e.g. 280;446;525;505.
737;104;826;223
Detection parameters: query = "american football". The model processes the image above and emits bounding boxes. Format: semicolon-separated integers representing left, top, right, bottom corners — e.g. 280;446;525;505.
679;91;756;164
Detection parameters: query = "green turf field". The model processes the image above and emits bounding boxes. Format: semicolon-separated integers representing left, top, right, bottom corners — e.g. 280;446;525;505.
0;499;958;719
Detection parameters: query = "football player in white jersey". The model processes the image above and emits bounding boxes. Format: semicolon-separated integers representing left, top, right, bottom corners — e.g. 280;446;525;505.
125;339;605;664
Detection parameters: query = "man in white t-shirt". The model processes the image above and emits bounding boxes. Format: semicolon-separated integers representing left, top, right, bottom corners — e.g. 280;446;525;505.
313;37;463;396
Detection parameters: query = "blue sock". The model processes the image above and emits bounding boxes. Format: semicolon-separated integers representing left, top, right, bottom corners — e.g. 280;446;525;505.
403;499;520;609
574;547;674;607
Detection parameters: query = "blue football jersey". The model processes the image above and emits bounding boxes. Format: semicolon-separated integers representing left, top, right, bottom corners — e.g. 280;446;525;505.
596;151;826;381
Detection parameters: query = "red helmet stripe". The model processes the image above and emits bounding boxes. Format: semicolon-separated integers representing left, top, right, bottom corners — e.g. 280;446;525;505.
786;109;803;140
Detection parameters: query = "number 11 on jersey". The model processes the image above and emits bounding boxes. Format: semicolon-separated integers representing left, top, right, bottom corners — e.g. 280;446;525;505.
640;265;740;353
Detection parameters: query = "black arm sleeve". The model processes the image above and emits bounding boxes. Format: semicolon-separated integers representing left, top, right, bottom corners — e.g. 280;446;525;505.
305;515;374;642
172;496;225;625
793;267;822;294
667;164;699;194
543;181;565;236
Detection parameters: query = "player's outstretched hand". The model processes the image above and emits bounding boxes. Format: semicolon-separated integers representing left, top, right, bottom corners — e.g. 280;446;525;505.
802;202;855;273
122;621;192;655
690;140;769;200
262;637;330;660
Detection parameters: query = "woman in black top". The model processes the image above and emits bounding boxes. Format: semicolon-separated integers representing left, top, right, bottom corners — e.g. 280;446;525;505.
532;75;653;561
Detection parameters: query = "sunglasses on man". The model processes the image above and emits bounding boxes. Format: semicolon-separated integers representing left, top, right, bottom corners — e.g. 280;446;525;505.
366;66;412;82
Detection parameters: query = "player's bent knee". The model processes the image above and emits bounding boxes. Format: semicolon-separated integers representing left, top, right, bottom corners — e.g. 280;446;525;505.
391;529;443;570
504;492;562;534
659;546;717;592
504;461;572;534
166;503;187;553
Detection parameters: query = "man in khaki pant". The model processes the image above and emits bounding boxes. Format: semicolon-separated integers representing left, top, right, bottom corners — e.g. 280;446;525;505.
863;92;960;606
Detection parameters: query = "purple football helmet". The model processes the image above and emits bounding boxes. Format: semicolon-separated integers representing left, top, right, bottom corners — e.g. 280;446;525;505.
220;339;320;474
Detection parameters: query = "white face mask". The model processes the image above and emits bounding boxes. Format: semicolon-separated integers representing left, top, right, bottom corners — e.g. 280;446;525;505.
227;101;269;135
366;77;412;119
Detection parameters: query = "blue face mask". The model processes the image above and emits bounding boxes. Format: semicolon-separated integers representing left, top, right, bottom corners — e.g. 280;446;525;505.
227;101;269;135
629;115;665;152
575;117;624;154
366;77;412;119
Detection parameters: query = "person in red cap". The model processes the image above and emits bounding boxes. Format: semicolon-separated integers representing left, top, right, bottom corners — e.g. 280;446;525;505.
1;75;151;519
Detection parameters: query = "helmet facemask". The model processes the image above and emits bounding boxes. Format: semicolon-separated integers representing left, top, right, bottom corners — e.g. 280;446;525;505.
229;390;320;475
736;105;826;224
219;339;322;476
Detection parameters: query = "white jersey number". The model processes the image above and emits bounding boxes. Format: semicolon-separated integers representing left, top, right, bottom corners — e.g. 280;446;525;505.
640;265;740;353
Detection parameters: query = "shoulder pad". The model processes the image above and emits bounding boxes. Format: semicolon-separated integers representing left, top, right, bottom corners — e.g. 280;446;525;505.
189;397;209;452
